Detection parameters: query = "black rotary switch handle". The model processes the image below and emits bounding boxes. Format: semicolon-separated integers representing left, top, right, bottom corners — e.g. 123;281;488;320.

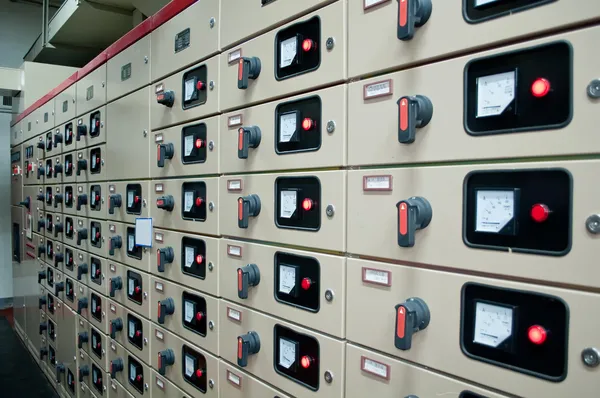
237;126;262;159
394;297;430;350
397;0;432;41
37;193;45;202
238;194;261;229
157;143;174;168
77;194;88;210
109;236;122;256
38;271;46;284
76;159;87;176
37;165;44;180
55;281;65;296
77;263;88;281
54;194;63;208
157;90;175;107
37;140;45;149
77;228;88;246
110;318;123;339
54;163;63;178
54;223;63;237
54;131;63;147
158;349;175;376
77;297;88;314
37;220;45;232
56;363;65;383
157;247;174;272
397;95;433;144
109;276;123;298
156;195;175;211
19;197;30;210
78;331;88;348
237;264;260;299
109;194;122;214
238;57;261;90
40;348;48;360
39;321;47;334
39;296;47;309
38;244;46;257
397;196;432;248
157;297;175;324
76;124;87;141
78;365;90;382
237;331;261;367
54;253;64;267
110;358;124;379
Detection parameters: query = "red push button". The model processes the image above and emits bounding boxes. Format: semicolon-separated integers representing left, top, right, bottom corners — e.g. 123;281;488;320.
196;255;203;264
134;286;141;294
302;118;314;131
528;325;547;345
195;369;203;378
302;198;313;211
195;312;203;321
300;355;312;369
195;197;203;207
301;277;312;291
195;139;204;148
531;78;551;98
196;81;205;91
530;203;550;223
302;39;315;52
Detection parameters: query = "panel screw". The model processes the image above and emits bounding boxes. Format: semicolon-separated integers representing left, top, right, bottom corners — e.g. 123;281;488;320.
208;141;214;151
209;201;215;211
209;81;215;90
582;348;600;367
208;262;214;271
587;79;600;99
73;355;76;361
324;370;334;383
101;159;105;166
586;214;600;234
326;120;336;134
325;289;334;302
144;56;148;64
326;205;335;217
102;349;105;355
144;383;149;390
326;37;335;50
144;292;148;299
102;82;105;88
209;379;214;388
144;338;148;345
209;17;215;28
101;198;105;204
209;321;214;330
143;199;147;207
143;130;147;137
101;121;104;128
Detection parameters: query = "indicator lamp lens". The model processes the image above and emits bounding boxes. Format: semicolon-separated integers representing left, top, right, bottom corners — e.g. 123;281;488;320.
195;369;203;378
196;255;203;264
195;197;203;207
301;277;312;290
195;139;204;148
530;203;550;223
531;78;551;98
528;325;547;345
196;312;203;321
302;39;314;52
300;355;312;369
302;198;313;211
302;118;313;131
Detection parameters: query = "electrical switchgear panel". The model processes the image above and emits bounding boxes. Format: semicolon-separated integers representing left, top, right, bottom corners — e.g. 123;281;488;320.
275;176;321;230
181;123;207;164
181;236;206;279
182;65;208;110
275;17;320;80
464;0;556;23
127;270;143;305
182;345;208;392
182;291;207;337
274;252;320;312
275;96;321;154
274;325;319;390
127;313;144;350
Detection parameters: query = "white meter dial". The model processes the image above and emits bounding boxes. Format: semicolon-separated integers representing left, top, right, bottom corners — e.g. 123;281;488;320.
279;112;297;143
473;301;513;348
476;71;516;118
280;37;297;68
475;189;516;234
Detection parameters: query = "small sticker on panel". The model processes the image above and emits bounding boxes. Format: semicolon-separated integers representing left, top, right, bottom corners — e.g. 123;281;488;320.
155;134;163;143
155;83;164;94
156;377;164;389
361;356;390;380
227;179;242;192
184;300;194;322
364;0;391;10
184;191;194;212
109;224;115;232
362;267;392;287
227;370;241;387
155;330;164;340
155;282;163;291
228;114;243;127
155;184;164;193
280;190;297;219
363;79;393;100
228;49;242;64
184;135;194;156
110;304;116;313
128;235;135;251
363;175;393;191
278;264;296;294
155;233;163;243
109;185;115;193
185;246;195;268
227;307;242;322
227;244;242;257
110;264;116;272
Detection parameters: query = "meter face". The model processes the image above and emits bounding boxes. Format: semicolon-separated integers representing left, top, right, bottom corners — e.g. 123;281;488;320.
475;189;516;234
473;301;513;348
476;71;516;118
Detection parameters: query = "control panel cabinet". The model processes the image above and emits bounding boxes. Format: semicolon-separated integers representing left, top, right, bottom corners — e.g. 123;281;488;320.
347;160;600;289
151;116;220;179
11;146;23;206
346;258;599;398
54;83;77;127
348;26;600;167
62;151;77;184
150;325;220;398
52;185;64;214
348;0;600;78
38;101;55;136
106;87;151;181
107;181;152;224
221;85;347;174
106;261;151;319
57;306;78;396
151;55;220;131
220;302;345;397
61;277;81;313
151;0;220;82
151;369;192;398
78;348;106;397
85;255;108;297
107;340;151;398
86;287;109;335
75;106;107;151
107;34;151;101
106;299;152;366
220;239;346;338
76;64;107;118
219;360;292;398
219;1;346;112
83;323;110;373
219;171;346;252
151;228;219;297
85;144;108;183
106;222;152;272
108;378;135;398
149;276;219;356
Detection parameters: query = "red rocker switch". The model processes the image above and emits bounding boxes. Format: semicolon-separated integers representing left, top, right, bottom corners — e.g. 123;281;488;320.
394;297;430;351
238;126;262;159
238;194;261;229
397;0;432;41
238;57;261;90
237;331;261;367
397;196;432;247
237;264;260;299
397;95;433;144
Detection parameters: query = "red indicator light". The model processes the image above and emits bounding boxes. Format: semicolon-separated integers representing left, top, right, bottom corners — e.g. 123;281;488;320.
302;39;315;52
196;255;203;264
196;81;205;91
528;325;547;345
195;369;203;378
302;198;313;211
530;203;550;223
136;375;142;382
135;330;141;337
531;78;551;98
195;139;204;148
300;355;312;369
95;232;100;239
302;118;314;131
301;277;312;290
134;196;140;204
195;197;203;207
96;306;101;312
97;342;101;349
196;312;203;321
134;286;141;294
96;157;100;164
96;269;101;276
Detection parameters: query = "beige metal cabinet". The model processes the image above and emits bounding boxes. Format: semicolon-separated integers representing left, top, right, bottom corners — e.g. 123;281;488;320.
151;0;220;82
348;26;600;167
82;323;111;373
219;239;346;338
220;85;347;174
107;35;151;101
85;255;108;297
77;65;107;118
108;378;135;398
219;360;292;398
39;101;55;135
150;55;220;131
62;214;77;246
55;85;77;127
106;181;152;225
78;349;105;397
53;185;64;215
106;299;152;366
62;151;77;184
107;340;151;398
74;217;89;252
106;87;151;181
151;115;220;178
149;276;220;356
106;222;152;272
219;1;346;112
75;106;107;151
219;301;345;398
106;260;151;319
219;171;346;252
150;228;219;297
149;325;220;398
150;177;220;236
150;369;191;398
220;0;335;49
83;144;108;183
347;160;600;289
11;145;23;206
348;0;600;79
346;258;600;398
86;286;109;335
60;119;77;154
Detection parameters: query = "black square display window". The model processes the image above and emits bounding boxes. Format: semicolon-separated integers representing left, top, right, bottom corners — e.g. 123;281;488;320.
90;111;101;138
182;65;208;110
90;292;102;322
127;356;144;394
47;293;55;315
273;324;320;390
275;96;322;154
90;147;102;174
463;0;556;24
275;16;321;80
127;313;143;351
91;328;103;359
46;187;53;205
65;248;74;271
47;267;54;287
67;369;75;393
275;176;321;231
64;154;73;177
182;345;207;392
49;345;56;366
127;270;143;305
126;227;142;260
65;123;74;146
90;257;102;285
66;278;75;302
90;185;102;212
126;184;142;215
46;241;53;262
181;237;206;280
91;363;103;394
181;182;207;222
182;291;207;337
45;159;53;179
90;221;102;248
274;252;320;312
48;319;56;341
65;187;74;208
46;214;53;233
65;217;74;238
181;123;207;164
460;283;568;381
464;41;571;136
46;132;53;152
